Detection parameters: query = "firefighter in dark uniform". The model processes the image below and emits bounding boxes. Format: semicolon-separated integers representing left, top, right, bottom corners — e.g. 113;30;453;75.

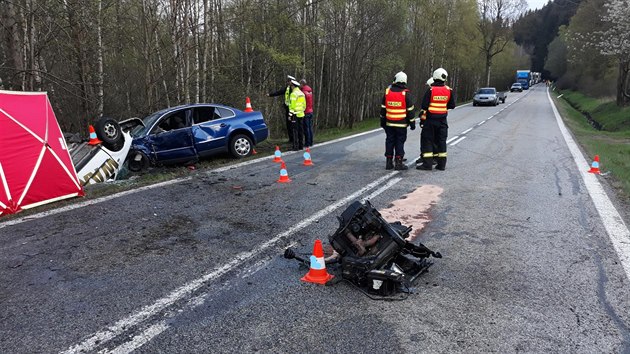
380;71;415;170
417;68;455;171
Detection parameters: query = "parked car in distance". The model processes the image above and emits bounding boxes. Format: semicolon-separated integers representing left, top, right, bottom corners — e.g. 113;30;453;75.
473;87;500;106
510;83;523;92
125;103;268;172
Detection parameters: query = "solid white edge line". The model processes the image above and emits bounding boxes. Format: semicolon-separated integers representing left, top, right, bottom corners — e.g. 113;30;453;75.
61;172;398;354
461;128;473;135
0;178;192;229
450;137;466;146
547;88;630;281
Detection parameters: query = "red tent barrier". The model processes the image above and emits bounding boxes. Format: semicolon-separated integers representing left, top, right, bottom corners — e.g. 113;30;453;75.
0;90;84;216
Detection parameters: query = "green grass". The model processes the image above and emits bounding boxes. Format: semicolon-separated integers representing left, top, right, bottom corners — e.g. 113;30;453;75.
1;118;382;220
553;90;630;197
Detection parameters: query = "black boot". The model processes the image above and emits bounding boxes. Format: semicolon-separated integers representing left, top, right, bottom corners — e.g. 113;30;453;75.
394;157;408;170
436;157;447;171
416;156;433;170
385;157;394;170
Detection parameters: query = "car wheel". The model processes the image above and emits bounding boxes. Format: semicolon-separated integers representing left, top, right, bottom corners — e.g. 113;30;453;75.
127;151;150;172
95;117;124;151
229;134;253;158
473;102;477;106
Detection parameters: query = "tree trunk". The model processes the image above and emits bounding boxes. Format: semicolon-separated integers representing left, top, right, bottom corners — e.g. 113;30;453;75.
618;60;630;107
96;0;104;117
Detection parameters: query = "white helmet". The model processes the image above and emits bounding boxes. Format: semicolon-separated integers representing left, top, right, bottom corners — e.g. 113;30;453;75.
393;71;407;84
426;77;434;86
432;68;448;82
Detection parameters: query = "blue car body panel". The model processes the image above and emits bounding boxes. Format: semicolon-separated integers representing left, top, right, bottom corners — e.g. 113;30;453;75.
130;103;268;165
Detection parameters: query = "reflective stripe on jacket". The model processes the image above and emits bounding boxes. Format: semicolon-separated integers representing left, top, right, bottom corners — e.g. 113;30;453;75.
284;87;291;106
428;86;451;114
289;87;306;117
385;88;409;128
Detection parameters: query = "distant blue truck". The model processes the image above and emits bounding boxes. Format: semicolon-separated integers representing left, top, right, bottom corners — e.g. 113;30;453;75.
516;70;531;90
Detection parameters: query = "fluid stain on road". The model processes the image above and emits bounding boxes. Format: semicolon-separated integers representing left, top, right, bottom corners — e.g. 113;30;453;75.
378;184;443;241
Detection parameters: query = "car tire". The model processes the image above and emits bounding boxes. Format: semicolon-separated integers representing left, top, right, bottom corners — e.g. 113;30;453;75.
229;134;253;158
127;151;150;172
473;102;477;106
95;117;124;151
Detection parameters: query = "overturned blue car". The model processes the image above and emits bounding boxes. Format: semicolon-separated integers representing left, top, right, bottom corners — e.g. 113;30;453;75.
122;103;268;172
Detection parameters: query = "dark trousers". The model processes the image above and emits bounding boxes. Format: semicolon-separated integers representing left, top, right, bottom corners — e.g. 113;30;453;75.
290;118;304;150
303;113;313;147
420;118;448;167
284;105;293;143
384;126;407;158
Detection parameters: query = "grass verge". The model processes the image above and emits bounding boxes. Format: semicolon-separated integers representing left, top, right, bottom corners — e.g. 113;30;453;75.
553;89;630;198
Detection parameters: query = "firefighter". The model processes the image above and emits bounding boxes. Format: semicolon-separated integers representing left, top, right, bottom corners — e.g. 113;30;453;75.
288;79;306;151
380;71;415;170
417;68;455;171
416;77;436;165
268;75;296;144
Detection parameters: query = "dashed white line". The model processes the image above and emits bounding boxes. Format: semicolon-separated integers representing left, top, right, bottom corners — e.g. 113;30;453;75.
477;121;485;126
450;137;466;146
446;136;460;144
461;128;473;135
99;322;169;354
61;171;400;354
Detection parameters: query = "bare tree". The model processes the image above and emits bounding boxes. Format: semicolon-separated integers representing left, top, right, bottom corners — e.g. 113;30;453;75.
477;0;526;86
596;0;630;106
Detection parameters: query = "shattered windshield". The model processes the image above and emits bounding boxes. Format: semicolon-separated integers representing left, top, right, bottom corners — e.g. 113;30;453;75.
131;111;165;137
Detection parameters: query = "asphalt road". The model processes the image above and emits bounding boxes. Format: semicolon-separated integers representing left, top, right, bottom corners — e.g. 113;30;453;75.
2;85;630;353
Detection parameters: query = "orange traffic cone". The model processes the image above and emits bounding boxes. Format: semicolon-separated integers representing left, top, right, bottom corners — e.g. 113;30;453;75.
252;148;257;155
301;239;334;285
588;155;601;174
87;125;102;145
303;147;314;166
273;146;283;163
277;161;291;183
244;97;254;113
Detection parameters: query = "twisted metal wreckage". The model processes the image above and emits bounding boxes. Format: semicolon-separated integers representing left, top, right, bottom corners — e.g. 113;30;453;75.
285;200;442;298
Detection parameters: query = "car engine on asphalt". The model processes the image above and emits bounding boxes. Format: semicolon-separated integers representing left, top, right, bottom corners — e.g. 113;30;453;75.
286;200;442;298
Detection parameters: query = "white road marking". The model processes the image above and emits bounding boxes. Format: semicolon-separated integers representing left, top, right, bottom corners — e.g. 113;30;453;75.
461;128;472;135
0;178;193;229
98;322;169;354
362;177;402;202
450;137;466;146
61;172;400;353
477;121;485;126
446;136;460;144
547;89;630;281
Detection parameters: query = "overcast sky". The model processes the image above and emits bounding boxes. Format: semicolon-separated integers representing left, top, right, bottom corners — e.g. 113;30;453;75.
527;0;549;10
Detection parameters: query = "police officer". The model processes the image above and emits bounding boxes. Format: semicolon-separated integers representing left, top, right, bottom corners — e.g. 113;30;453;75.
268;75;296;144
417;68;455;171
288;79;306;151
380;71;415;170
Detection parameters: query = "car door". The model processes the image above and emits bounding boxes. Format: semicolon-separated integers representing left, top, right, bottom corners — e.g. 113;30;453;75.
148;108;197;163
191;105;235;156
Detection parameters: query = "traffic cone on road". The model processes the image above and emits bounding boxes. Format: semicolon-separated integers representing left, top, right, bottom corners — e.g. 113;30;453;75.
244;97;254;113
277;161;291;183
301;239;334;285
87;125;102;145
303;147;314;166
273;146;283;163
588;155;601;174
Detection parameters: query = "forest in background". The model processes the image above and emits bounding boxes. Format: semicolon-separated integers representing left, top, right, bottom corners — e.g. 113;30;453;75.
514;0;629;108
2;0;625;139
